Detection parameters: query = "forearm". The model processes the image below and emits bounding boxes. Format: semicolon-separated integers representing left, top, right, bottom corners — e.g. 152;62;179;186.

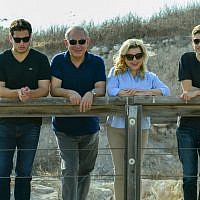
94;87;106;97
117;89;131;96
135;89;162;96
28;87;49;98
0;87;19;98
93;81;106;97
194;90;200;96
180;80;200;100
51;88;76;98
191;86;200;91
181;80;192;92
148;89;162;96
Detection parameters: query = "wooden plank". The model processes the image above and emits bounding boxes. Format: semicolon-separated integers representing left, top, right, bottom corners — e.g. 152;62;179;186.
0;96;127;106
125;105;142;200
142;105;200;123
0;105;124;117
133;96;200;105
1;96;200;199
0;97;200;122
0;96;200;106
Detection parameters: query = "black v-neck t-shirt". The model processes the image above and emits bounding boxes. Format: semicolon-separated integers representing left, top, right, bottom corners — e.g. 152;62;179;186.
0;49;51;125
178;52;200;129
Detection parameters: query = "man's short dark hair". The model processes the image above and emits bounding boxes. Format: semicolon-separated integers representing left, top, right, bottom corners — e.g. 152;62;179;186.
192;25;200;36
9;19;32;36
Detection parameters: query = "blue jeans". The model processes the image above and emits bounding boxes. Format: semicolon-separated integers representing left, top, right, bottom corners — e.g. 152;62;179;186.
55;131;99;200
0;123;40;200
176;127;200;200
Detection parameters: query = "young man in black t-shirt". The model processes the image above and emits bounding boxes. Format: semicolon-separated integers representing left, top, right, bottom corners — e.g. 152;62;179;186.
0;19;50;200
177;24;200;200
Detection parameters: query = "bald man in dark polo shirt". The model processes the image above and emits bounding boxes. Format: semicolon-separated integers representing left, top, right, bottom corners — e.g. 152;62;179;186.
50;25;106;200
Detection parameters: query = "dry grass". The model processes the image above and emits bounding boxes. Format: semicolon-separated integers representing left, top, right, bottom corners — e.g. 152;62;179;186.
0;3;199;55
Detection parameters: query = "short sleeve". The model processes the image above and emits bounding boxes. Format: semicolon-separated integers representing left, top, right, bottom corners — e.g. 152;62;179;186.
94;57;106;83
50;54;64;80
38;54;51;80
0;54;6;81
178;53;192;81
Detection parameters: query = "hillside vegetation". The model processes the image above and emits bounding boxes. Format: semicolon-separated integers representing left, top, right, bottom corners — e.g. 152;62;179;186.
0;3;199;56
0;4;199;96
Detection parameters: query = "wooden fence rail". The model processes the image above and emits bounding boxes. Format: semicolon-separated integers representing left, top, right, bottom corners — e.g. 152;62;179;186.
0;96;199;200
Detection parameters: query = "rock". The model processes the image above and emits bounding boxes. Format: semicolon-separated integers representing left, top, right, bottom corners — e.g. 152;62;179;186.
11;182;59;200
31;184;59;200
142;179;183;200
87;181;114;200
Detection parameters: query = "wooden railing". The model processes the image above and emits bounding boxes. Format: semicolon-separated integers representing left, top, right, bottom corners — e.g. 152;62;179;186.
0;96;198;200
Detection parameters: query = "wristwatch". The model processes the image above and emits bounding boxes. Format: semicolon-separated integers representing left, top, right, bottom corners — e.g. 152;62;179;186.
90;89;96;97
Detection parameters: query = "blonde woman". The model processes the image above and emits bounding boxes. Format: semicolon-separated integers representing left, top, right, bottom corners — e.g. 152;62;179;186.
107;39;170;200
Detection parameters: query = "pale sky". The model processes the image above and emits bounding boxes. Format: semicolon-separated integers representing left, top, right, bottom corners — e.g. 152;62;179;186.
0;0;199;30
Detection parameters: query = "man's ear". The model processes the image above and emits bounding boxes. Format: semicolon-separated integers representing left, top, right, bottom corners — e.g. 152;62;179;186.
86;37;90;46
64;39;68;47
29;34;32;42
8;34;13;43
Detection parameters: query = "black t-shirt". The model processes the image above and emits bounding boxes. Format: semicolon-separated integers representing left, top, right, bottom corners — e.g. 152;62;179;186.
178;52;200;128
0;49;51;125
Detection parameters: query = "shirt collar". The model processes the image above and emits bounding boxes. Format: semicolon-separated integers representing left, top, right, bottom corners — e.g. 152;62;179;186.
64;51;90;63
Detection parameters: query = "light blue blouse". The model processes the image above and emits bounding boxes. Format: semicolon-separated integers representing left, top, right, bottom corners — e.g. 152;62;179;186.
107;67;170;129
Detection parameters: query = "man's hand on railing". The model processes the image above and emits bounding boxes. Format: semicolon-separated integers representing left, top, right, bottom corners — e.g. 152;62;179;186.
18;86;31;102
180;90;200;103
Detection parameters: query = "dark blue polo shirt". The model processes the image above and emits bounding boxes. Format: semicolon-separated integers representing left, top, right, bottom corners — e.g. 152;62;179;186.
51;51;106;136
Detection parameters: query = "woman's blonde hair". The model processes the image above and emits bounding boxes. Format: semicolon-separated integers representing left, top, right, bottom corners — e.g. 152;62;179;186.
113;39;148;79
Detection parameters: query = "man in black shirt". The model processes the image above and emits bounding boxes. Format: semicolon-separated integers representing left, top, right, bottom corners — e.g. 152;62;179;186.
0;19;50;200
177;24;200;200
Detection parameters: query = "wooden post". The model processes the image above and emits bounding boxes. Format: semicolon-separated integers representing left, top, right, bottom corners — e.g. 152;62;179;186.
125;105;142;200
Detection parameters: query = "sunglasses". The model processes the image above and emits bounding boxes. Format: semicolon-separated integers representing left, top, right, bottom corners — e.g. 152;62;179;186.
125;53;143;60
193;38;200;45
13;36;30;43
69;39;86;45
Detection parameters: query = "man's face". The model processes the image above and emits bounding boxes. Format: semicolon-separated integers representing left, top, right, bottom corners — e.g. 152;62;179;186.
192;33;200;54
10;30;31;53
65;30;89;59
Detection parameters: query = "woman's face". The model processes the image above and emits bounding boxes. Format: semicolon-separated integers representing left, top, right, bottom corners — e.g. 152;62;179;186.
124;47;144;73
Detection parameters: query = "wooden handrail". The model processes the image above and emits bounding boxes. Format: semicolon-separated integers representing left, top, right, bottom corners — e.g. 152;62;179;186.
1;96;199;200
0;96;199;122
